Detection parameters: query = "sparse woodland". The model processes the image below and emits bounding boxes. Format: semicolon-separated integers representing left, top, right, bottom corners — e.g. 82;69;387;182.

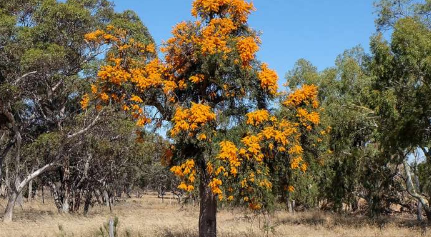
1;0;431;236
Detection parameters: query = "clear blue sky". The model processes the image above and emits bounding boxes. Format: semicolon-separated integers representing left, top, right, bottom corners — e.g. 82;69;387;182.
115;0;376;83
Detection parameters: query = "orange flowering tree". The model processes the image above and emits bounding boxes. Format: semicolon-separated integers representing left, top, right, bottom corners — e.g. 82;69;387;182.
81;0;324;236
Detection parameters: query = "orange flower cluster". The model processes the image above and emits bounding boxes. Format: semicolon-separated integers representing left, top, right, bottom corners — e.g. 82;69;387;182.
82;25;163;129
258;63;278;95
259;179;272;189
283;84;320;130
237;36;259;67
197;18;237;55
80;94;90;109
170;159;196;192
259;122;297;149
296;108;320;130
288;144;303;155
97;61;131;85
171;103;216;137
246;109;270;126
84;29;107;43
241;135;263;161
129;59;165;91
217;141;241;176
209;178;223;200
192;0;255;25
197;133;207;141
287;185;295;192
209;106;311;207
290;156;303;169
284;84;319;108
189;74;205;84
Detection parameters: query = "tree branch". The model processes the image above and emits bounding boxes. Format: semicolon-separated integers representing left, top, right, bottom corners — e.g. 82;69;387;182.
66;110;102;139
13;71;37;85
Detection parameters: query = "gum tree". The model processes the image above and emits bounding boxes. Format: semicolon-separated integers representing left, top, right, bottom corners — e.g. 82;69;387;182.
0;0;154;222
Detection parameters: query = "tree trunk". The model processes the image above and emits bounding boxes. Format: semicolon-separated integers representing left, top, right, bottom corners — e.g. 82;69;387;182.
198;179;217;237
287;193;294;213
414;174;423;221
49;181;62;211
15;177;23;208
0;141;13;183
61;157;70;213
425;209;431;224
42;185;45;204
403;159;431;223
28;177;33;202
103;190;110;207
83;191;92;215
3;191;17;222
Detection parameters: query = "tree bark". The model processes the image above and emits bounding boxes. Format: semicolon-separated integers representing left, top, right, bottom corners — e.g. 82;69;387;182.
15;177;23;208
414;173;423;221
103;190;110;207
28;177;33;202
287;193;294;213
0;141;13;182
61;157;70;213
198;178;217;237
3;191;17;222
425;209;431;224
403;159;431;223
83;190;92;215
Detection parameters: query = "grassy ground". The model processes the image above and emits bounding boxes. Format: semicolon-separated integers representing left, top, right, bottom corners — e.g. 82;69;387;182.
0;194;429;237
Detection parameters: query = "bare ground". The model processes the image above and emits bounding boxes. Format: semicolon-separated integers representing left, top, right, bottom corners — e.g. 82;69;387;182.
0;194;429;237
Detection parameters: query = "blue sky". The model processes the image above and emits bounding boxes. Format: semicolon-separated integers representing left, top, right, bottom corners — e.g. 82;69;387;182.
115;0;376;84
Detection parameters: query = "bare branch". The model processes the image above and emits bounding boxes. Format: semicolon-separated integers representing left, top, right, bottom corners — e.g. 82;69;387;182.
17;162;57;192
13;71;37;85
66;110;103;139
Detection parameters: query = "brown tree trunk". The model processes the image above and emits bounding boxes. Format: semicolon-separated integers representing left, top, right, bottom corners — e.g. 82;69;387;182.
42;185;45;204
83;190;92;215
198;179;217;237
425;210;431;224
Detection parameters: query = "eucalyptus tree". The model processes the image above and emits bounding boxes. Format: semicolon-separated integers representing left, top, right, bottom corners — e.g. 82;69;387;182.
371;0;431;221
0;0;154;222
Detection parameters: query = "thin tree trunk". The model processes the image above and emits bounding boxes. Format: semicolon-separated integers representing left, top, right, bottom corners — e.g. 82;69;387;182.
403;159;431;223
49;181;62;211
103;190;110;207
198;178;217;237
287;193;294;213
3;191;17;222
27;175;33;202
15;177;23;208
414;174;423;221
0;142;13;182
425;209;431;224
83;190;92;215
61;157;70;213
42;185;45;204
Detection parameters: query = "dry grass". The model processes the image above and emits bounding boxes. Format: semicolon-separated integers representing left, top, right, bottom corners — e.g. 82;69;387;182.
0;194;429;237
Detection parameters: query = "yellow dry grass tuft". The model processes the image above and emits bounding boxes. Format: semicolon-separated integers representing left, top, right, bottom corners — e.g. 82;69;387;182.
0;194;429;237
